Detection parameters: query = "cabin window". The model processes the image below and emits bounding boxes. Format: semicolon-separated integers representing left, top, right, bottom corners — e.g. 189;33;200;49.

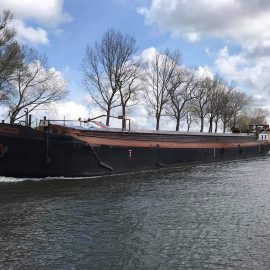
259;134;268;141
259;134;268;140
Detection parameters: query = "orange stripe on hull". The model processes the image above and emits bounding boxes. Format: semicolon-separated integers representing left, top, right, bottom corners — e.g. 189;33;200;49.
72;133;261;149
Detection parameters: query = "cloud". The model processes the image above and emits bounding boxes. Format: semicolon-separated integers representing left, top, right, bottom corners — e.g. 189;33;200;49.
49;101;90;120
138;0;270;51
12;20;49;45
0;0;72;45
195;66;214;79
139;0;270;112
0;106;9;122
0;0;71;25
141;46;158;62
215;46;270;108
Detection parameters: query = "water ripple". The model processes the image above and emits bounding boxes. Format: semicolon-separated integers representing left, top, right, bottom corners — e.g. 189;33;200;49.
1;157;270;269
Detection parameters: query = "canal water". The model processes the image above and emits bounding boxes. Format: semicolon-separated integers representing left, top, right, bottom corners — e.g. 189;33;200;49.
1;157;270;269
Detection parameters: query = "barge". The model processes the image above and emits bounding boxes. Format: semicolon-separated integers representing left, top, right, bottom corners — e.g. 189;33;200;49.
0;118;269;177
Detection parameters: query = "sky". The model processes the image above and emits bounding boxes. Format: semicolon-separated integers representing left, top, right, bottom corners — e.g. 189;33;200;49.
1;0;270;129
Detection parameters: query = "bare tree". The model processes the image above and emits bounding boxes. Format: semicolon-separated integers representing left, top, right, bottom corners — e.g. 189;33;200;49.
118;62;141;128
248;108;269;124
230;90;251;128
219;86;234;133
219;86;250;133
234;108;268;131
0;10;20;100
81;28;138;126
193;77;212;132
185;102;198;131
143;49;181;130
7;46;67;123
205;75;225;133
233;111;250;132
166;68;198;131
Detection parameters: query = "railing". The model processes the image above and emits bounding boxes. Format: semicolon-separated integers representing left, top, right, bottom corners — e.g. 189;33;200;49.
40;114;131;133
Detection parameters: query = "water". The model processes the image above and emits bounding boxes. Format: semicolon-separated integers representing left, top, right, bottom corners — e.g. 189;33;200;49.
1;157;270;270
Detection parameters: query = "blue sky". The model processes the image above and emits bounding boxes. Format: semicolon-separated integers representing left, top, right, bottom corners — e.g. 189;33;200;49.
52;1;234;94
1;0;270;128
36;0;222;96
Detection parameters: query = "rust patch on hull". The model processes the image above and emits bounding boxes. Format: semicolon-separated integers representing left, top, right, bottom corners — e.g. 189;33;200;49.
72;133;261;149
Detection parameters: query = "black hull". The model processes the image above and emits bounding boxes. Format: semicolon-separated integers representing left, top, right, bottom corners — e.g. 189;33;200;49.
0;130;269;178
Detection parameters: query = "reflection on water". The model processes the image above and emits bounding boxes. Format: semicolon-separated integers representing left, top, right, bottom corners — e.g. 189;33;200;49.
1;157;270;269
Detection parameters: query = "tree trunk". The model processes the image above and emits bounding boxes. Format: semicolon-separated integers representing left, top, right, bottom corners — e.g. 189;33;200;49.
156;114;160;130
106;108;110;126
175;113;180;131
9;110;18;124
10;115;16;124
232;114;236;128
200;117;204;132
214;119;218;133
223;122;226;133
208;117;213;133
122;105;126;129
